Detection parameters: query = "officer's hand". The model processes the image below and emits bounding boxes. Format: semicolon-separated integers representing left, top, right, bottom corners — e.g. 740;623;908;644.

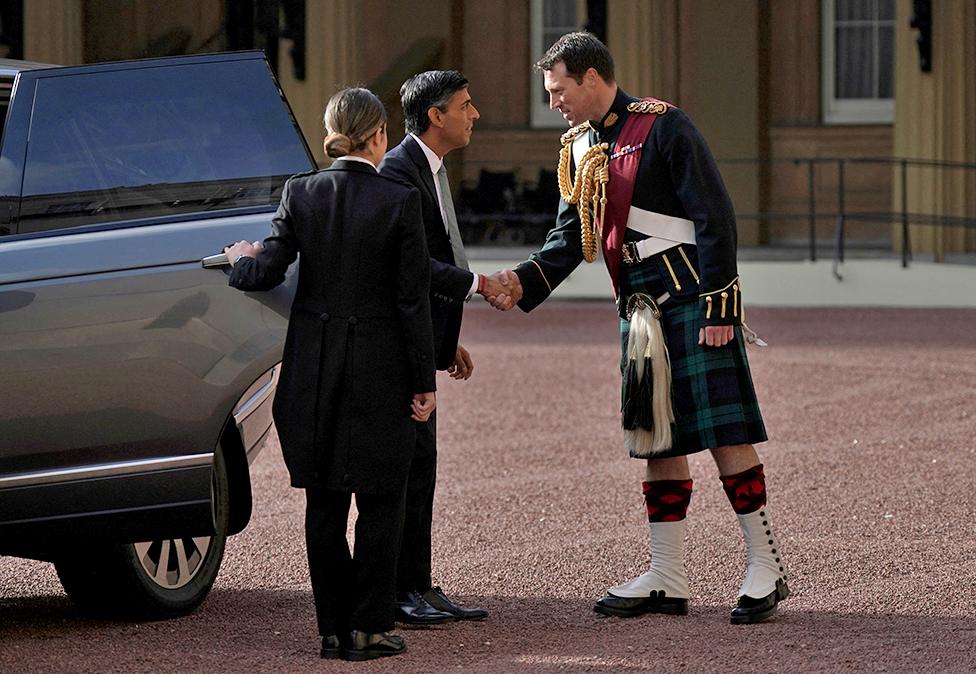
698;325;734;347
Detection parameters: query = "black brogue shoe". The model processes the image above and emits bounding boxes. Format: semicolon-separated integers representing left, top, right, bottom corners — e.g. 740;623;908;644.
395;590;454;626
422;586;488;621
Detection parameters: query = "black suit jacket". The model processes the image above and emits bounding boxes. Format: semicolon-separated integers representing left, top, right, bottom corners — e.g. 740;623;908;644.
380;135;473;370
229;160;436;493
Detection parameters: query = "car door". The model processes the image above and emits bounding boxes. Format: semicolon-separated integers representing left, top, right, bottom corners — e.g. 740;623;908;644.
0;55;313;503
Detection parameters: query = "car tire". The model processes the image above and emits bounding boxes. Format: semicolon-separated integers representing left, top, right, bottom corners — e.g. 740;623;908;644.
54;447;231;619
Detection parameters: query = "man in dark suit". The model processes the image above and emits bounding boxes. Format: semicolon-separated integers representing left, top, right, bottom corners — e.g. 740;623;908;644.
380;70;514;624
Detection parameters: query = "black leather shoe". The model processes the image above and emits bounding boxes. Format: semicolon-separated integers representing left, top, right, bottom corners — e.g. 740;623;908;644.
730;578;790;624
593;590;689;618
422;586;488;621
343;630;406;661
395;590;453;625
320;634;343;659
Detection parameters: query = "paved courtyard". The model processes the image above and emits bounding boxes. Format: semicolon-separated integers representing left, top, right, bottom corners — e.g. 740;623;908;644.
2;302;974;672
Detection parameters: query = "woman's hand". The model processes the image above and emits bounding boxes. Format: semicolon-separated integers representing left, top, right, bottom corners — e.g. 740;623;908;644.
223;240;264;266
411;391;436;422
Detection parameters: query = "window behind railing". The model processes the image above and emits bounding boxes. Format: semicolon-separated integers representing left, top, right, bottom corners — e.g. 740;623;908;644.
823;0;896;124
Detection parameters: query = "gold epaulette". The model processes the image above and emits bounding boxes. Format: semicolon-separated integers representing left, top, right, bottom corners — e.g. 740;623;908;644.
627;100;669;115
560;121;592;146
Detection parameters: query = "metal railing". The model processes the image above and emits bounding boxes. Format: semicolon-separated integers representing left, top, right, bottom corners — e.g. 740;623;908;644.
456;156;976;275
723;156;976;279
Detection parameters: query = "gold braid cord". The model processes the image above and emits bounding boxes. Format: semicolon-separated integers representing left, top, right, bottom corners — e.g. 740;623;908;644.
558;123;609;263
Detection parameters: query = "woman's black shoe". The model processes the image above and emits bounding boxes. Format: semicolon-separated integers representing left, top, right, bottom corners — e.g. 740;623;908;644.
320;634;343;659
343;630;407;661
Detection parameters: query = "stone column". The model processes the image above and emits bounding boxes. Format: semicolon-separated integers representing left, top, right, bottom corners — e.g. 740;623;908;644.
894;0;976;258
277;0;358;167
24;0;84;65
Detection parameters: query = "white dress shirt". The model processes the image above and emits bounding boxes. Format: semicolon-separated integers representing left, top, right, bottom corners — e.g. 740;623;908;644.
411;134;480;298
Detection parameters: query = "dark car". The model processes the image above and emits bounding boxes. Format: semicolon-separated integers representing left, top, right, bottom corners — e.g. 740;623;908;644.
0;52;314;617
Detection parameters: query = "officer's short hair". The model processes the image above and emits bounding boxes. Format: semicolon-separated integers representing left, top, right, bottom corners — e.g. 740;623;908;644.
400;70;469;135
535;31;615;84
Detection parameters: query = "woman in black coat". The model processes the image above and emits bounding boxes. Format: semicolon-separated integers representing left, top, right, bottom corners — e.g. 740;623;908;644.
224;87;435;662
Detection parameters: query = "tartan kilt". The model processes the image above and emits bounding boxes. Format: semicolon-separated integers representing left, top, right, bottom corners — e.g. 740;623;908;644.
618;258;767;458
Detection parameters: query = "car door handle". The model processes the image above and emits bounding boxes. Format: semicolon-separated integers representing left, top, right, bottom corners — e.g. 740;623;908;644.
201;253;229;268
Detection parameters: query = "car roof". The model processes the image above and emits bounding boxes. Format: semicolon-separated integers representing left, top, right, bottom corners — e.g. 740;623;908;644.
1;52;266;79
0;58;60;77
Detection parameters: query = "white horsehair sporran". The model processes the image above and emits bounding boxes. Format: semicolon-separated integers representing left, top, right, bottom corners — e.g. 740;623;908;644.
622;293;674;456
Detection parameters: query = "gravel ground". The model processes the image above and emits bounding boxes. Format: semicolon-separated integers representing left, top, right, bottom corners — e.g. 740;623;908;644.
2;302;975;673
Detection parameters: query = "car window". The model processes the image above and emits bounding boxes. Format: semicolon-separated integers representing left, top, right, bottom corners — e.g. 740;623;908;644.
18;59;312;234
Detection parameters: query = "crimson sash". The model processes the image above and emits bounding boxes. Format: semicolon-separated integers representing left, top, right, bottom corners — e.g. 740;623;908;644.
600;99;668;297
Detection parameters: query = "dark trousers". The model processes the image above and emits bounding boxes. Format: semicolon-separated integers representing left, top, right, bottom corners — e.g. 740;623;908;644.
305;485;407;636
397;411;436;594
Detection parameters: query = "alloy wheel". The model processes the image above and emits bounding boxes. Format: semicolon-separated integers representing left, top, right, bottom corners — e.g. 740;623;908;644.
133;536;211;590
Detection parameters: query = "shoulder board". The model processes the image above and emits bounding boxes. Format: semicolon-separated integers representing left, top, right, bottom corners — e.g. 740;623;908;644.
560;121;592;147
626;100;669;115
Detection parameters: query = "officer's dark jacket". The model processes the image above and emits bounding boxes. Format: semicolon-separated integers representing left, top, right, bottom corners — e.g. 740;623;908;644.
381;135;474;370
229;160;436;493
514;89;742;326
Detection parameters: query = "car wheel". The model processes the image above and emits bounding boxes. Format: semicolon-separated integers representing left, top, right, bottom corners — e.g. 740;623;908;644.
54;447;231;619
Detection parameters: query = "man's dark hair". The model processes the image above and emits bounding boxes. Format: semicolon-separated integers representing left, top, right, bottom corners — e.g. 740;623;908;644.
534;31;614;83
400;70;469;135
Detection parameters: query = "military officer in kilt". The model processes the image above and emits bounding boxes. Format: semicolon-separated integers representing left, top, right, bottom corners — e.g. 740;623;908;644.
506;31;790;624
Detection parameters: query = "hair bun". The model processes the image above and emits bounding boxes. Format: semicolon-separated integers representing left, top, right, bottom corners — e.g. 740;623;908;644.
324;132;353;158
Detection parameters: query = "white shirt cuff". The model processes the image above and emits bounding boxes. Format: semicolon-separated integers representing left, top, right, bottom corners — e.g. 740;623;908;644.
466;273;480;300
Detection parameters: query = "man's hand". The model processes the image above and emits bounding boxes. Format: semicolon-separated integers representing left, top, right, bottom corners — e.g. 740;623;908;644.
447;344;474;380
699;325;735;347
411;391;436;422
479;269;523;311
223;240;264;266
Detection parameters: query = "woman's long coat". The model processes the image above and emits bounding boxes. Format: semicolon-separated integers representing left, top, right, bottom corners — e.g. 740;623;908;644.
229;160;436;493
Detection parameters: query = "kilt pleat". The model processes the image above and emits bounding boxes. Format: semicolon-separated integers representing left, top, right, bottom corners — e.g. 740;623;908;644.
619;257;767;458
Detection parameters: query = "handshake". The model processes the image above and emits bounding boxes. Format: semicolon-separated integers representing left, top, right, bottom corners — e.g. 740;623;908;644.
476;270;522;311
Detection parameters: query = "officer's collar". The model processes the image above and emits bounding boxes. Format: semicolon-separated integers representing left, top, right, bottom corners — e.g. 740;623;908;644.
591;88;636;132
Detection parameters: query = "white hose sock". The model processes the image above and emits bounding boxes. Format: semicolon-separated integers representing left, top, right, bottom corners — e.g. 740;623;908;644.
608;520;689;599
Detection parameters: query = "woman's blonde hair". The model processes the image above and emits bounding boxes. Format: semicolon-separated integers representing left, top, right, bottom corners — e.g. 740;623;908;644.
323;87;387;158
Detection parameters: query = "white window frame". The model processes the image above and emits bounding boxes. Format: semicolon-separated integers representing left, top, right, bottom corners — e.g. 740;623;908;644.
822;0;895;125
529;0;584;128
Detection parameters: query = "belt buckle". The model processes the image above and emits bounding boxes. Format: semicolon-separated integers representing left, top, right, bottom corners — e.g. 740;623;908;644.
622;242;640;265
